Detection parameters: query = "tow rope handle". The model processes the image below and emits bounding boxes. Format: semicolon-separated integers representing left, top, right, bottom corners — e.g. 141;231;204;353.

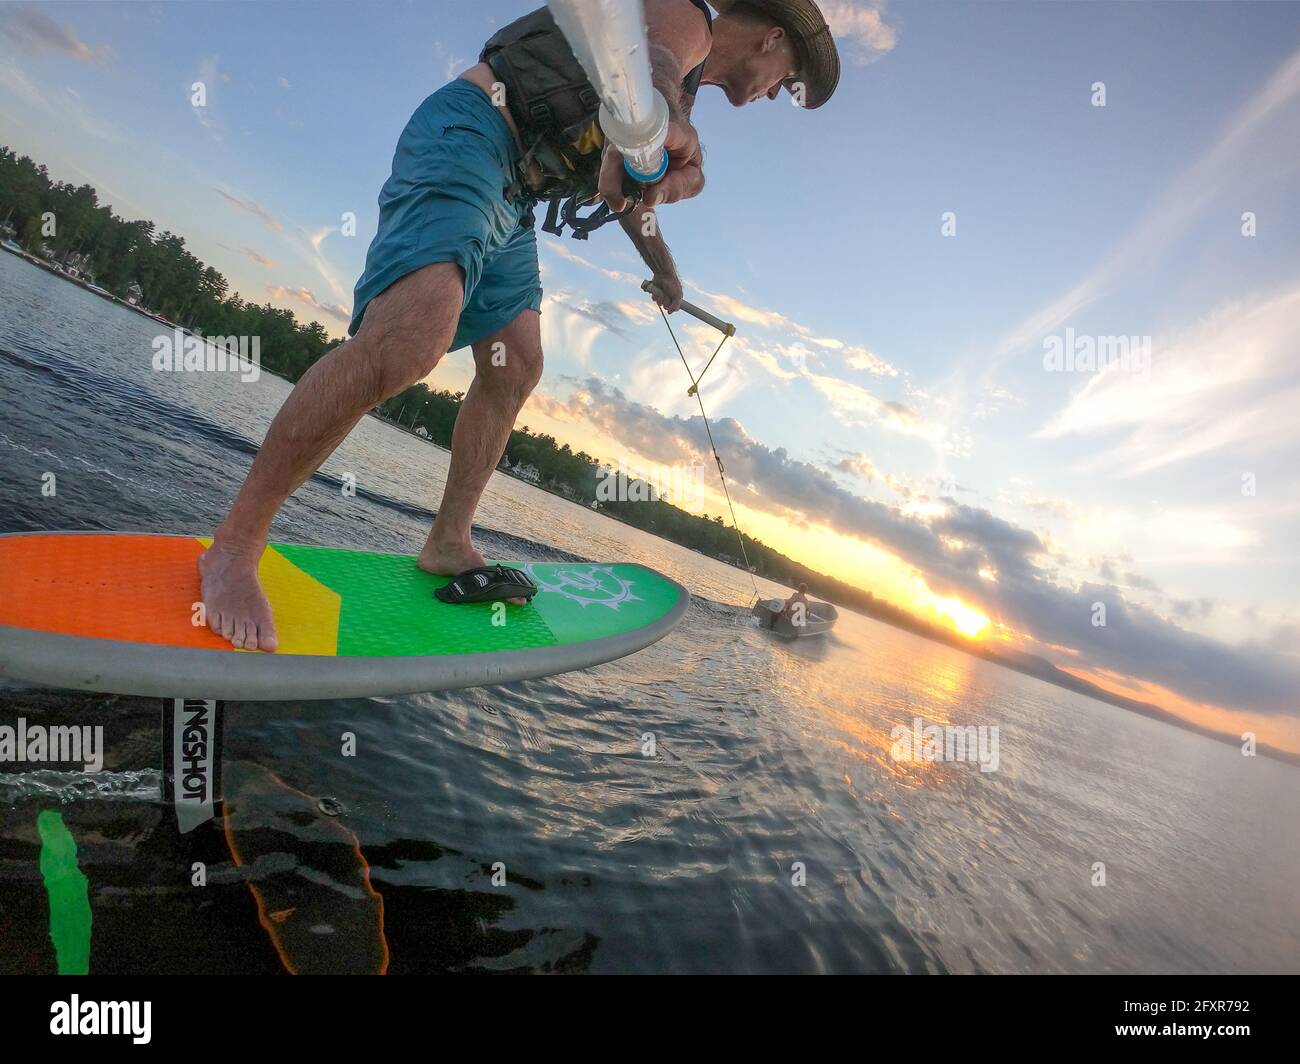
639;280;736;337
641;280;737;395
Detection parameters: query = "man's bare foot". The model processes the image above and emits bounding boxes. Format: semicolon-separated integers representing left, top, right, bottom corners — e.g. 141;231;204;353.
199;541;279;651
418;539;528;605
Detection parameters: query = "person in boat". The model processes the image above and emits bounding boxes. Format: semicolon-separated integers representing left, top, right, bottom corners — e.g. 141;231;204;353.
781;582;810;620
199;1;840;650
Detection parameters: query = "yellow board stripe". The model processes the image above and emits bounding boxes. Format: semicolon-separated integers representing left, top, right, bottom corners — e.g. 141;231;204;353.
195;539;341;656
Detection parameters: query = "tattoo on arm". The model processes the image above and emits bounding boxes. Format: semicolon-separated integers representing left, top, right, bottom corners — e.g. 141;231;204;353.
619;207;676;277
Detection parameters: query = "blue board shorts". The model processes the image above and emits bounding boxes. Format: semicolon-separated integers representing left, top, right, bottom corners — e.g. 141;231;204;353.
349;80;542;351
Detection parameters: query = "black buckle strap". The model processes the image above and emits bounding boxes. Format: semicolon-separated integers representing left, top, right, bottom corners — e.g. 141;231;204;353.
540;186;643;241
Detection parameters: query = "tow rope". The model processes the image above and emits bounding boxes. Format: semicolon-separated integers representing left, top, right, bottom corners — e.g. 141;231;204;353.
646;284;759;604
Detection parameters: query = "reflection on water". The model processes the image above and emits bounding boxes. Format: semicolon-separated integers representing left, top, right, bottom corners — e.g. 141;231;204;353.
1;254;1298;974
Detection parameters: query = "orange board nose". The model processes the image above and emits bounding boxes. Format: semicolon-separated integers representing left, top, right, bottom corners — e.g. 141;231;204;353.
0;533;229;649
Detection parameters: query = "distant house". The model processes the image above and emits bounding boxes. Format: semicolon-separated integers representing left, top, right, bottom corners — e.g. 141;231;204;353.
61;251;94;282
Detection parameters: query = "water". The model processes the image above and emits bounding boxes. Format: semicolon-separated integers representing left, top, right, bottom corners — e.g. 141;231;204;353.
1;252;1297;974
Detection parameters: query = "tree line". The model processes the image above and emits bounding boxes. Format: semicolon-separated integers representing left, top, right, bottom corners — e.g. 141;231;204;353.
0;146;338;381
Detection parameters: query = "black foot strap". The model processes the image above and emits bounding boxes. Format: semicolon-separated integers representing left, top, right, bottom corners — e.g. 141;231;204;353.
434;564;538;604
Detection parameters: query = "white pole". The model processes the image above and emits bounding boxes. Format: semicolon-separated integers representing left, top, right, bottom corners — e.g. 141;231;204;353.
546;0;669;183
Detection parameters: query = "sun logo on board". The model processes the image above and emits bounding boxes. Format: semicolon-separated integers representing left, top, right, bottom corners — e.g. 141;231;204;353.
525;564;639;610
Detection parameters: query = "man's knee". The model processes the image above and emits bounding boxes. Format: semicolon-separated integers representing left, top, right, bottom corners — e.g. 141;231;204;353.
479;341;544;403
353;263;464;397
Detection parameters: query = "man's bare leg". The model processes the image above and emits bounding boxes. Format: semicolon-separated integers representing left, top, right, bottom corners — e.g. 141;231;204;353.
200;263;465;651
418;309;543;579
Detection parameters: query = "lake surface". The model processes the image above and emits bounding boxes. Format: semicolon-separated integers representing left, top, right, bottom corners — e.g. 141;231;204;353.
1;251;1297;974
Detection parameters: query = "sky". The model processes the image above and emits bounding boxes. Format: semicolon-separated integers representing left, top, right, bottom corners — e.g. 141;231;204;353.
1;1;1298;754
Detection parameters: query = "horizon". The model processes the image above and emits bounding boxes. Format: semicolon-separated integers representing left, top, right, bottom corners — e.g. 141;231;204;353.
1;0;1298;757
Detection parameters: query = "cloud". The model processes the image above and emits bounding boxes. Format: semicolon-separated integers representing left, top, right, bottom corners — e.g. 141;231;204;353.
0;60;126;143
545;291;643;338
806;371;947;444
986;43;1300;381
1037;285;1300;474
431;42;467;84
265;285;349;324
833;452;880;481
214;195;352;325
821;0;900;64
190;55;228;135
215;188;285;233
843;344;900;377
307;226;350;304
1;9;112;63
240;247;277;269
832;454;936;504
1022;494;1077;520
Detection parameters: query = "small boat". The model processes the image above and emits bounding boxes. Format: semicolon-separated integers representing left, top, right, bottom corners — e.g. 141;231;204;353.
752;597;838;639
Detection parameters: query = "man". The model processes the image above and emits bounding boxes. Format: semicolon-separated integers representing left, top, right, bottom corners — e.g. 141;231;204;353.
200;0;840;650
782;582;810;621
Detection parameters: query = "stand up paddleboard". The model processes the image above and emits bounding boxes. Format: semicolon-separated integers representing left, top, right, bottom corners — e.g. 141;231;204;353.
0;533;689;832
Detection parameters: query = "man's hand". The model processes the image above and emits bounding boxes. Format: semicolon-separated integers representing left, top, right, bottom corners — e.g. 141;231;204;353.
645;270;684;313
599;119;704;213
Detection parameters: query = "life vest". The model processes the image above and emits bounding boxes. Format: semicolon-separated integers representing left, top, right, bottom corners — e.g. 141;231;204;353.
480;2;712;237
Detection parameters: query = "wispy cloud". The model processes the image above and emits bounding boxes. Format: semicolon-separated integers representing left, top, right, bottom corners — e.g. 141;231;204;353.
215;188;285;233
0;9;113;63
190;55;228;136
240;247;277;269
307;226;350;304
0;58;126;143
1037;284;1300;474
431;42;467;84
988;42;1300;378
266;284;349;324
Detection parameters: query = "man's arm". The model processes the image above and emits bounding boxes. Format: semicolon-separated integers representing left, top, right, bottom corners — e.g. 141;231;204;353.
617;204;682;310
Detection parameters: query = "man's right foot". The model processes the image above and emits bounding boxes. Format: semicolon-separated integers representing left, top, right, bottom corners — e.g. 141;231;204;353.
418;539;528;605
198;541;278;651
